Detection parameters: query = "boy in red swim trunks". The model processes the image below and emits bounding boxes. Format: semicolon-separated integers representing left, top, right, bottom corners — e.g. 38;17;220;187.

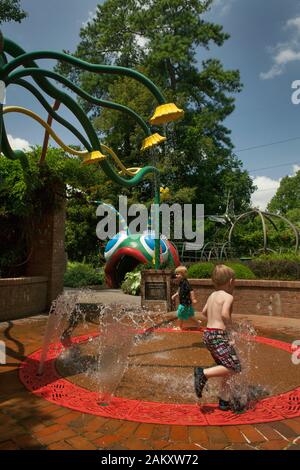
194;265;241;411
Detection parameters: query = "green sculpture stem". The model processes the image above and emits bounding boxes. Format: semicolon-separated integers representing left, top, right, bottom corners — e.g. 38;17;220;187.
154;184;161;270
2;39;166;104
6;70;158;186
0;118;28;162
2;38;103;151
14;79;92;151
9;69;151;137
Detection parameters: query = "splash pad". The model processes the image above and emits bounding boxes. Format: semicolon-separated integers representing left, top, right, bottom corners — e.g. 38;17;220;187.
19;293;300;426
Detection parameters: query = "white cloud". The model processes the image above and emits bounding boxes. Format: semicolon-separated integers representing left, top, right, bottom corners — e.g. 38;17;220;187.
7;134;31;152
212;0;236;16
251;176;281;210
292;164;300;174
251;164;300;210
261;16;300;80
286;17;300;31
82;9;97;28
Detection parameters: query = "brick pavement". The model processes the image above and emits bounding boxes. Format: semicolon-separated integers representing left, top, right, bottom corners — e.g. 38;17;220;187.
0;313;299;450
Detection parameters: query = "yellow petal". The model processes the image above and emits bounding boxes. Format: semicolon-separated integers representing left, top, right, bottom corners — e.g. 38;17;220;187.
141;133;167;151
149;103;184;126
83;150;107;165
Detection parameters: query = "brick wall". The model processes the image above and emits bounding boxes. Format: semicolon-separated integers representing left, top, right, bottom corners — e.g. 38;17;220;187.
0;277;48;321
0;190;66;321
171;279;300;319
26;193;66;308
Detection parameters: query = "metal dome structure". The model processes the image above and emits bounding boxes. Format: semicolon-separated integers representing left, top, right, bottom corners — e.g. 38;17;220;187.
228;209;299;254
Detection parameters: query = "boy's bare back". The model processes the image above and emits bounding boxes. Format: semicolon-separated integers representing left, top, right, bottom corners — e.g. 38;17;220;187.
203;290;233;330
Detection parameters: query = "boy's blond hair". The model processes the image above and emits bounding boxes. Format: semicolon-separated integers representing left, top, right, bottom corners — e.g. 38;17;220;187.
175;265;188;278
212;264;235;287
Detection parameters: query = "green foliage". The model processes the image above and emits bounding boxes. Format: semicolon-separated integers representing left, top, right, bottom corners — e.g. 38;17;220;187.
286;208;300;230
187;261;255;279
0;0;27;24
224;262;256;280
121;269;141;295
227;211;298;256
0;147;109;269
187;262;215;278
186;257;300;281
248;259;300;281
0;147;105;217
247;252;300;281
268;171;300;214
64;261;104;288
255;252;300;262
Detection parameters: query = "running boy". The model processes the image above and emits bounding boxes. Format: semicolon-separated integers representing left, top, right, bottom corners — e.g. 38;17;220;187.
172;266;200;330
194;264;241;411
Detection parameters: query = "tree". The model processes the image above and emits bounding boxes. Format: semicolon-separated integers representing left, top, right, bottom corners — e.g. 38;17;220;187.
0;0;27;24
268;171;300;215
57;0;254;215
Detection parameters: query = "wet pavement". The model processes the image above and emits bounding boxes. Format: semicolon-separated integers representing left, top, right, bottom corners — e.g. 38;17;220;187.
0;294;300;450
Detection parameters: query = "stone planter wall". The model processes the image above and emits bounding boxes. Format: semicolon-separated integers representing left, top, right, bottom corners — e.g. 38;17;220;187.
0;277;48;321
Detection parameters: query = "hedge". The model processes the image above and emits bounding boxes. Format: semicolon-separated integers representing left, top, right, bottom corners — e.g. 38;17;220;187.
187;262;255;280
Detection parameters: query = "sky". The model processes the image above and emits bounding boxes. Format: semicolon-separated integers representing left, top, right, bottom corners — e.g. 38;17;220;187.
2;0;300;210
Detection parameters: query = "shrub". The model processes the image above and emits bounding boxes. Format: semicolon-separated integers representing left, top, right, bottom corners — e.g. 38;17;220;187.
121;270;141;296
255;252;300;262
248;259;300;280
187;262;255;280
64;262;104;287
187;262;215;279
247;252;300;280
224;262;256;280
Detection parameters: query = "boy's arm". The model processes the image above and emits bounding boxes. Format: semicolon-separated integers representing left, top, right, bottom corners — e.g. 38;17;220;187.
196;301;208;322
171;290;179;301
190;290;197;305
202;302;208;316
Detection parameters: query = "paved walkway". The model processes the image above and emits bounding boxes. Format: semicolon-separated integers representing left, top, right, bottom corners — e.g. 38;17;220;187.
64;287;141;306
0;294;300;450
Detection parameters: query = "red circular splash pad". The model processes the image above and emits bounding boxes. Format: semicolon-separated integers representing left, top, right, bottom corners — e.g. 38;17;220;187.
19;329;300;426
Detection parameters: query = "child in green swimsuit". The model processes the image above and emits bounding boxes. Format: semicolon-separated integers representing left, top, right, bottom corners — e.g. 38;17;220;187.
172;266;200;330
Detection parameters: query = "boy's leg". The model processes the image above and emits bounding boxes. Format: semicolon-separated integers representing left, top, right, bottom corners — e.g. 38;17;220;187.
203;365;232;379
194;365;231;399
194;367;208;398
195;329;241;402
220;374;233;401
189;316;201;328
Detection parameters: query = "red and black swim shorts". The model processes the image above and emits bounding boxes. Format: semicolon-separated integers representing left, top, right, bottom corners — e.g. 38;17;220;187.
203;328;241;373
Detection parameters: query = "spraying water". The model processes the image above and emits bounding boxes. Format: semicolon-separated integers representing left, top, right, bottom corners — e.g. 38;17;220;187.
39;292;272;411
221;321;270;411
39;291;159;404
